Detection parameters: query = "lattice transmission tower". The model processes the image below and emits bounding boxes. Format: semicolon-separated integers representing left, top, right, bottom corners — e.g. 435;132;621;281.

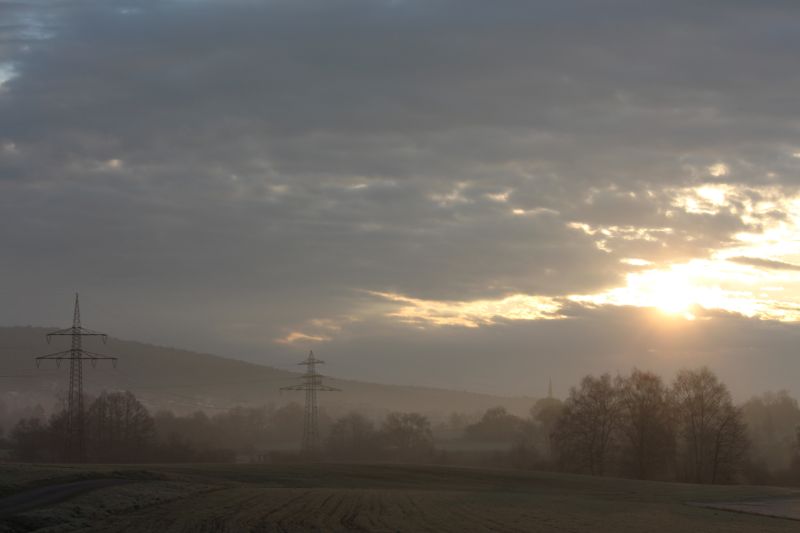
281;350;340;454
35;293;117;462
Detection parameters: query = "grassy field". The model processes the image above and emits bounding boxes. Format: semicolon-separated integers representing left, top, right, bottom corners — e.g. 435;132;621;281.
1;462;799;532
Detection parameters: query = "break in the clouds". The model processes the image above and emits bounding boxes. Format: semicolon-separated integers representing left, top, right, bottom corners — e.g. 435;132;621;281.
3;0;800;395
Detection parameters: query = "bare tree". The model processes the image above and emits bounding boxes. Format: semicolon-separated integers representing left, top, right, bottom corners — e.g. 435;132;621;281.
741;391;800;474
327;412;380;460
616;369;675;480
790;428;800;482
9;417;53;462
552;374;620;475
381;412;433;460
530;397;564;461
465;406;524;442
211;406;270;453
86;391;154;462
671;368;748;483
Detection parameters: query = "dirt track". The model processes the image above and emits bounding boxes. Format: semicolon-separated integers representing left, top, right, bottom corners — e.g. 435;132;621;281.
0;479;133;519
696;498;800;521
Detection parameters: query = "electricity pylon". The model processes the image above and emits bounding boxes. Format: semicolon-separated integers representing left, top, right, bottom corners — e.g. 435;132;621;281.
35;293;117;462
280;350;340;454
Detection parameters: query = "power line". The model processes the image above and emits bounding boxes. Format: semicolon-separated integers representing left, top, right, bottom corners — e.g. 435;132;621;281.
34;294;117;463
0;373;60;378
129;376;298;390
88;367;297;392
84;368;254;412
280;350;340;454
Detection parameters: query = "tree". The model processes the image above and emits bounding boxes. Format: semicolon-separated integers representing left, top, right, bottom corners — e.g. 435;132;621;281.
327;412;380;459
86;391;154;462
380;412;433;459
552;374;620;475
446;412;474;434
530;397;564;461
9;417;53;462
616;369;675;480
789;427;800;482
211;406;270;453
741;391;800;474
464;406;524;442
269;402;305;446
671;368;748;484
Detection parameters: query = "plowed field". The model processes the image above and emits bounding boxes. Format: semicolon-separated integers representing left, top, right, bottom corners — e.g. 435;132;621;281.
2;463;799;532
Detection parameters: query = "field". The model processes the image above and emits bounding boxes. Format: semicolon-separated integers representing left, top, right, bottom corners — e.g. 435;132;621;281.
1;463;799;532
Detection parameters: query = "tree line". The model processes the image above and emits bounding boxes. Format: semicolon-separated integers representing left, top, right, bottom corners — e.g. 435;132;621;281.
552;368;748;483
2;392;437;464
3;366;800;485
453;368;800;484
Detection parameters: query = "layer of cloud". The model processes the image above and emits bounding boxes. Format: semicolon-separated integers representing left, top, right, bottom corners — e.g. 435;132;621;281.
729;256;800;272
2;1;800;394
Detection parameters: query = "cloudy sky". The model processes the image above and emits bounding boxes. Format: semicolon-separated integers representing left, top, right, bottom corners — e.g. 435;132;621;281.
3;0;800;398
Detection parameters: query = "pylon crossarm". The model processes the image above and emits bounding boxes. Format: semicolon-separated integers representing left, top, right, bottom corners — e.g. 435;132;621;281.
279;384;340;392
77;349;116;358
36;349;73;358
35;349;73;368
79;350;118;368
36;349;116;362
280;384;308;391
36;348;116;359
46;327;108;343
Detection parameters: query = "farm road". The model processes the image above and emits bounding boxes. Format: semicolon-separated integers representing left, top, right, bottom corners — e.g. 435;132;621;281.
696;498;800;521
0;479;132;519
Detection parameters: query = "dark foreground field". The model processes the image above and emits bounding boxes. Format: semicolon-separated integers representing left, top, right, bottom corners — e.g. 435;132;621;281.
1;463;799;532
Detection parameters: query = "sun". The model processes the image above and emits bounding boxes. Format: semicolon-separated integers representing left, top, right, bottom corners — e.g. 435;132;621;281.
629;268;698;318
572;256;793;321
649;273;695;315
652;283;695;316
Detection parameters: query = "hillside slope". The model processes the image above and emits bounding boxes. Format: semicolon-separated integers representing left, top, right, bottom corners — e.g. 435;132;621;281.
0;327;535;419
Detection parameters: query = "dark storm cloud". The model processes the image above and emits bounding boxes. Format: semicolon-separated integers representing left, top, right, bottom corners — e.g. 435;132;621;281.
2;0;800;391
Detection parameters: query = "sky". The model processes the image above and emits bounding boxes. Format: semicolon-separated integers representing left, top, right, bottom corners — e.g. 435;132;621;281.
2;0;800;398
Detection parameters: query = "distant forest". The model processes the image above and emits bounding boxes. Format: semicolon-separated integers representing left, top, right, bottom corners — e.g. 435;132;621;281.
3;367;800;486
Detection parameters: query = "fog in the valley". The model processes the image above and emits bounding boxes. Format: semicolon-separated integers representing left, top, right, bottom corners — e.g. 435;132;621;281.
7;6;800;533
4;364;800;486
3;0;800;488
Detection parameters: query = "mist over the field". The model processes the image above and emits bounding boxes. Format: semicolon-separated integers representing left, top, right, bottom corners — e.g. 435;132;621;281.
7;4;800;532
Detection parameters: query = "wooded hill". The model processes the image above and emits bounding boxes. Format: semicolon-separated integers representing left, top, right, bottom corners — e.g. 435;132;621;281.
0;327;535;421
